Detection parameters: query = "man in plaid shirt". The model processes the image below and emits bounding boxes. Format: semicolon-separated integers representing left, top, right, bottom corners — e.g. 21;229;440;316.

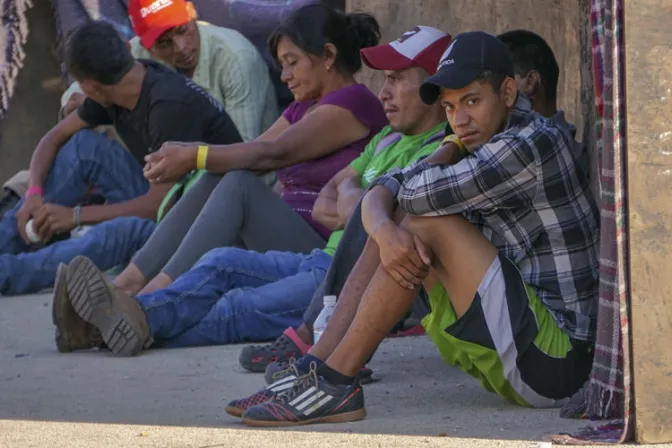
235;31;600;427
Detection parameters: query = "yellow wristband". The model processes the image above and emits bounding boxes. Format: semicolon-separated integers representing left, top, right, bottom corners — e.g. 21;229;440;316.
196;145;209;170
441;134;467;155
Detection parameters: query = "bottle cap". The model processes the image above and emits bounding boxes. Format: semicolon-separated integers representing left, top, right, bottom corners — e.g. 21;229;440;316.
323;295;337;306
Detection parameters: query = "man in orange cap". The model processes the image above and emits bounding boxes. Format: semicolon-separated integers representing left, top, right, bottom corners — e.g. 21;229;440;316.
61;0;278;144
0;0;278;225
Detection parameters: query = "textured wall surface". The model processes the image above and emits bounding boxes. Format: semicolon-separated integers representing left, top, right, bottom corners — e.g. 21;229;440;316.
625;0;672;443
0;0;61;186
348;0;591;144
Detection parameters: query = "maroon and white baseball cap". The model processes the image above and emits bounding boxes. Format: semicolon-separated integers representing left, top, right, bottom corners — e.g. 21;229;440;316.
361;26;452;75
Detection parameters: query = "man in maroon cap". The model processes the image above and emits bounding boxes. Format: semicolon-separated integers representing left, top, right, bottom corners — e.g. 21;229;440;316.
233;30;598;428
227;24;456;405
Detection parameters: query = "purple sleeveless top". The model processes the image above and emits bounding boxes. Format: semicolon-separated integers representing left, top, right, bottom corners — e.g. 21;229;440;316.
278;83;388;239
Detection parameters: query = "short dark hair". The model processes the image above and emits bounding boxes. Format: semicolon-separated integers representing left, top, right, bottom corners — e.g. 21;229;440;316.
268;4;380;75
497;30;560;102
476;70;508;93
64;21;135;85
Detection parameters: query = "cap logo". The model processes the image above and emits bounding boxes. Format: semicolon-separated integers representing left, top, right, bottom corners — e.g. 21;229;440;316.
437;39;457;70
397;26;421;44
140;0;173;18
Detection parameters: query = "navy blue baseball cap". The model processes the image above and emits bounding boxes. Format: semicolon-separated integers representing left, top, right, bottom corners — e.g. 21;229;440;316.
420;31;514;104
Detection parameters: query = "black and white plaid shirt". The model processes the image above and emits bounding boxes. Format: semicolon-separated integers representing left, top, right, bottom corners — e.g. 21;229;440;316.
371;95;600;342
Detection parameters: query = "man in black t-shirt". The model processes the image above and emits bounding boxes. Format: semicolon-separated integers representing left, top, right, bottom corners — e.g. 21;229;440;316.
0;21;241;296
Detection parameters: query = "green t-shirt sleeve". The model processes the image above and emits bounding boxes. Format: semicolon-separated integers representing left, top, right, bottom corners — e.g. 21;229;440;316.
411;139;443;162
350;126;390;174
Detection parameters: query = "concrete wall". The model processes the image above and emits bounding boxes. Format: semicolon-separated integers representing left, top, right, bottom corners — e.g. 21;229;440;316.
348;0;592;145
0;0;62;186
625;0;672;443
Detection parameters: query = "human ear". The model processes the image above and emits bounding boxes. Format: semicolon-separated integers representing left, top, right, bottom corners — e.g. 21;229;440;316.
323;43;338;71
525;70;542;101
501;77;518;107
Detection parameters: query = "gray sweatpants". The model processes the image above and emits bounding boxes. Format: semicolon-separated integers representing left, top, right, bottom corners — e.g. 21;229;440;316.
132;170;325;281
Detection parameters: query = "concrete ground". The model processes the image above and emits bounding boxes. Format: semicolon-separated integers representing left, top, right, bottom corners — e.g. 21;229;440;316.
0;294;661;447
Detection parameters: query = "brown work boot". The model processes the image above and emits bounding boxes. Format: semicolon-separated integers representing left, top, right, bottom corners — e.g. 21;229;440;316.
52;263;103;353
66;256;153;357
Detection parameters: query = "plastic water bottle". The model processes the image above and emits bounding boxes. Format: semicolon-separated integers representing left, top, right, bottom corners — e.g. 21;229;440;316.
313;295;337;344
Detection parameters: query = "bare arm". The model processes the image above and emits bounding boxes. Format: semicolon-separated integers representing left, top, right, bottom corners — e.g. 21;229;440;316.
28;112;89;189
423;141;463;165
335;172;364;227
78;182;174;224
193;105;368;173
361;185;397;239
312;165;361;231
360;141;465;236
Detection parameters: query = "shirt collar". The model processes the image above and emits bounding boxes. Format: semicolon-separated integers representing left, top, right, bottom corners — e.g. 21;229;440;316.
505;93;533;130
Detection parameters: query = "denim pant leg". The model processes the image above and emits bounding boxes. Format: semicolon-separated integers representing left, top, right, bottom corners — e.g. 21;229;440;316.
0;217;156;295
159;250;332;348
137;248;311;341
303;200;368;328
0;130;148;255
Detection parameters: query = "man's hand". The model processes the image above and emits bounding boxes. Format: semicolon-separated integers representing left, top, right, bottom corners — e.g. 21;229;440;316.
16;195;45;244
32;204;76;242
372;220;432;290
62;92;86;117
144;142;198;184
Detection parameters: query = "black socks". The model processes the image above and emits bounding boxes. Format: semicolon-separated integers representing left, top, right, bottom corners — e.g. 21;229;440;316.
317;363;356;385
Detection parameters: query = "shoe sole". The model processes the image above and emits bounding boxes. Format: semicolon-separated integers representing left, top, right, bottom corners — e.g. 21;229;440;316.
52;264;72;353
242;408;366;427
66;257;145;357
224;405;244;418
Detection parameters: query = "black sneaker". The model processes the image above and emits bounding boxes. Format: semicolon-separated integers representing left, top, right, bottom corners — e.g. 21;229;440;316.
239;328;309;373
265;359;375;385
242;363;366;427
225;359;300;417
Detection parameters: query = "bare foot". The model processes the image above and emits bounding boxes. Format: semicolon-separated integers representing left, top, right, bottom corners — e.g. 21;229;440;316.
137;273;174;296
113;263;148;296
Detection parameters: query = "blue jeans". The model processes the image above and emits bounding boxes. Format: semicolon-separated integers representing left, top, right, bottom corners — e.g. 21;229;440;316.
0;217;156;295
138;248;333;347
0;130;150;294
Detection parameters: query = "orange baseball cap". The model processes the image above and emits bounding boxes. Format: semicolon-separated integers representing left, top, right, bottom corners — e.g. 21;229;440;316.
128;0;191;49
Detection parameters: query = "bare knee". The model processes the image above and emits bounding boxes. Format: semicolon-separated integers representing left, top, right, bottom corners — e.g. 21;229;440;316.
215;170;263;198
403;214;497;268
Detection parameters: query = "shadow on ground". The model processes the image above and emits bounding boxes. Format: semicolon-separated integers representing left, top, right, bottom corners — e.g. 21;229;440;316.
0;294;591;443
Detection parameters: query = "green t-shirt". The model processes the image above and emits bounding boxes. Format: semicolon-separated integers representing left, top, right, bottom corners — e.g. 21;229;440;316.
322;123;447;255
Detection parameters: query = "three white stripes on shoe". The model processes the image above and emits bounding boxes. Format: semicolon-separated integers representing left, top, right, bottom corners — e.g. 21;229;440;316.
268;375;335;416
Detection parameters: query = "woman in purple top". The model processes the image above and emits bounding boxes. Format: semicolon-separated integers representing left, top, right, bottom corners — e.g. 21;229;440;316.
111;4;388;296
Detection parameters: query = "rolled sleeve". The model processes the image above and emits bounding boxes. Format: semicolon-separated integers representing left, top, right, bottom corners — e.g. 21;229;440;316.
392;135;539;217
